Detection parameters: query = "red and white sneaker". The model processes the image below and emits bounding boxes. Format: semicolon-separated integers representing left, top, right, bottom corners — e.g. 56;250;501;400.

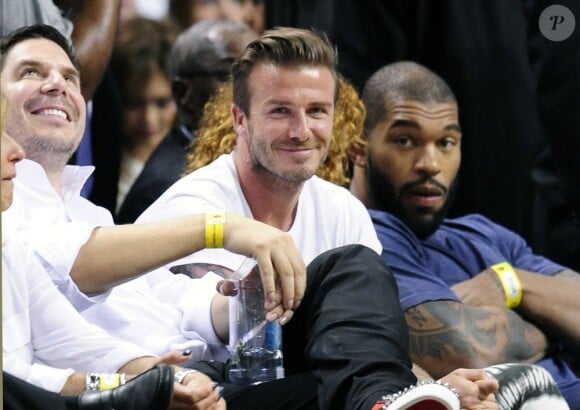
372;380;460;410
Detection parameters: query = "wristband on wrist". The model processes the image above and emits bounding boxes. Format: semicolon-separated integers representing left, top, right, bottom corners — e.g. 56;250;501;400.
174;369;199;385
85;373;126;391
99;373;126;391
490;262;522;309
205;211;226;248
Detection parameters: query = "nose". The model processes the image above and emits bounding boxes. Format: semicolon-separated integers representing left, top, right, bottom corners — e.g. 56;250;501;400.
289;111;312;141
143;104;158;128
40;70;68;95
4;133;25;163
414;145;440;176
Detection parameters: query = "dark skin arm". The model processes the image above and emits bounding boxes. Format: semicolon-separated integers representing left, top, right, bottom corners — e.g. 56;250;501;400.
405;300;548;379
453;267;580;352
53;0;121;100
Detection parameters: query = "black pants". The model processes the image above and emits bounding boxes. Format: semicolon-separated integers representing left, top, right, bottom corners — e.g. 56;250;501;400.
193;245;416;410
3;372;77;410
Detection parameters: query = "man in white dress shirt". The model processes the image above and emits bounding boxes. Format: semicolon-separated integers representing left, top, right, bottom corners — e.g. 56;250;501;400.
1;75;221;409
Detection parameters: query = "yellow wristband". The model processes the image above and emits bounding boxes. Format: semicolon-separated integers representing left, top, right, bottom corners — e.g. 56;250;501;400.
205;211;226;248
98;373;126;391
490;262;522;309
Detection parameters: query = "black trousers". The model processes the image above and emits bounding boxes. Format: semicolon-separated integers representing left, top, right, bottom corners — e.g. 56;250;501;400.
3;372;78;410
193;244;416;410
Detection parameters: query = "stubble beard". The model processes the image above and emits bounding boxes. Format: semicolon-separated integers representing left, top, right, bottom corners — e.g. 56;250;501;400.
247;134;326;185
12;130;78;173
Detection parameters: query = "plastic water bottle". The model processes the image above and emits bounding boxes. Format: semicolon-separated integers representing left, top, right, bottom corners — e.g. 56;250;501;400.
226;259;285;385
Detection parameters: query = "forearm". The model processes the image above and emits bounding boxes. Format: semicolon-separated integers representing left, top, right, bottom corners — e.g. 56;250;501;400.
406;302;548;379
517;269;580;349
69;0;121;99
71;215;206;293
60;372;88;395
117;356;158;375
210;294;229;344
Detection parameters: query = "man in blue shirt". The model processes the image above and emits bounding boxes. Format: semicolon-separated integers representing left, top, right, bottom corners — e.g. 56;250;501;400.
349;61;580;408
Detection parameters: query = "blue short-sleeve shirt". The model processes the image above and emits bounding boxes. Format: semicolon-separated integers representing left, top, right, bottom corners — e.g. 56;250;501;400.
369;211;564;311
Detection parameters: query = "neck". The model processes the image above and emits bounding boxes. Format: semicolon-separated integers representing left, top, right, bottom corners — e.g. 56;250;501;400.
233;152;302;231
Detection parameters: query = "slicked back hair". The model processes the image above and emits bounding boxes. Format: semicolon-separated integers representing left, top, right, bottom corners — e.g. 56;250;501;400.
362;61;456;136
0;24;80;73
232;27;338;115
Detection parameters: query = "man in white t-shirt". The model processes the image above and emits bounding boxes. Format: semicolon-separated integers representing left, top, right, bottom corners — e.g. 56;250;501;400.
137;26;502;409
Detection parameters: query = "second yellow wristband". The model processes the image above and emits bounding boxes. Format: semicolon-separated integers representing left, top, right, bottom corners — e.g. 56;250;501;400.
490;262;522;309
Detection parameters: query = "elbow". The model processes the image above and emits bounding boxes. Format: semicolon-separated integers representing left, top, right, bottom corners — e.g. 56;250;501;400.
70;267;110;295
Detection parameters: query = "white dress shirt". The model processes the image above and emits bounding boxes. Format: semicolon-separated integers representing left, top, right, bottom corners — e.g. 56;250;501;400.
2;223;152;393
6;159;220;361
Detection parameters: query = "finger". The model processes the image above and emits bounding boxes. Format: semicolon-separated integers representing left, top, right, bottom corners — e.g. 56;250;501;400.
265;303;284;322
171;382;209;407
190;385;221;408
216;397;227;410
278;307;294;325
286;245;306;309
475;379;499;396
270;248;296;310
155;350;192;365
255;254;278;307
216;279;238;296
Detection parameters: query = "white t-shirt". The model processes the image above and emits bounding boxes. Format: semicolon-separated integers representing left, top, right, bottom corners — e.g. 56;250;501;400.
138;153;382;272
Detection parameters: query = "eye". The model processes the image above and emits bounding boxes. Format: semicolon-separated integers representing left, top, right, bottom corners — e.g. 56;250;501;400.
21;68;40;78
308;106;329;118
394;135;413;147
438;138;457;150
270;107;289;115
64;75;78;85
154;98;174;109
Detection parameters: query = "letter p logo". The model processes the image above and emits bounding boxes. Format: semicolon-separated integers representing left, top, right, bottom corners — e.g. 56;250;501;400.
540;5;576;41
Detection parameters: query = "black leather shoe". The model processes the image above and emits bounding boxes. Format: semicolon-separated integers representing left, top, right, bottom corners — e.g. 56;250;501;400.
77;364;174;410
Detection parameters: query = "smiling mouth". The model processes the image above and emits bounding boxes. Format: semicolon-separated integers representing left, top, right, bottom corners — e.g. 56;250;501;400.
33;108;69;121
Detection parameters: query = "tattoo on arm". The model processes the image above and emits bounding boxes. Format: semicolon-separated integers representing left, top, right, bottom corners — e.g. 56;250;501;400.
406;301;543;370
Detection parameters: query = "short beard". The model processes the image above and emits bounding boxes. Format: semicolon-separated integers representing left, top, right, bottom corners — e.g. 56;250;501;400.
366;155;458;238
19;135;76;173
247;134;324;185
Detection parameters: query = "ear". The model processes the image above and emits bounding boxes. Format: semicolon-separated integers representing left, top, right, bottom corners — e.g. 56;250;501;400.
351;139;369;168
231;103;247;136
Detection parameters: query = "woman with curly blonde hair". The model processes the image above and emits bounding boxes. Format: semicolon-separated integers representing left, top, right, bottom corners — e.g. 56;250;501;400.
185;74;366;187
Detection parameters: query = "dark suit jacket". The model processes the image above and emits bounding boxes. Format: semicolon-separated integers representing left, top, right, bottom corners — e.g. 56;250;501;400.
115;127;192;224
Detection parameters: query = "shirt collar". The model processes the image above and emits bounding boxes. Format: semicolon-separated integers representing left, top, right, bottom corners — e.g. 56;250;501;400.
16;159;95;199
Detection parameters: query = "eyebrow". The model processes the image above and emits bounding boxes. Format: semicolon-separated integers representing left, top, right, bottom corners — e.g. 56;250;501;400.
265;99;334;108
14;59;80;80
390;119;462;134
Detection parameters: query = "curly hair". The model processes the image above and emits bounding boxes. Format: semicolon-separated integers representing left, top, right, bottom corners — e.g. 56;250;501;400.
185;74;366;186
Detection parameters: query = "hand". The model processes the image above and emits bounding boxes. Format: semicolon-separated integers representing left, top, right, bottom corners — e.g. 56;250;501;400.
154;350;195;367
170;373;225;410
439;368;498;410
451;270;505;308
223;214;306;325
